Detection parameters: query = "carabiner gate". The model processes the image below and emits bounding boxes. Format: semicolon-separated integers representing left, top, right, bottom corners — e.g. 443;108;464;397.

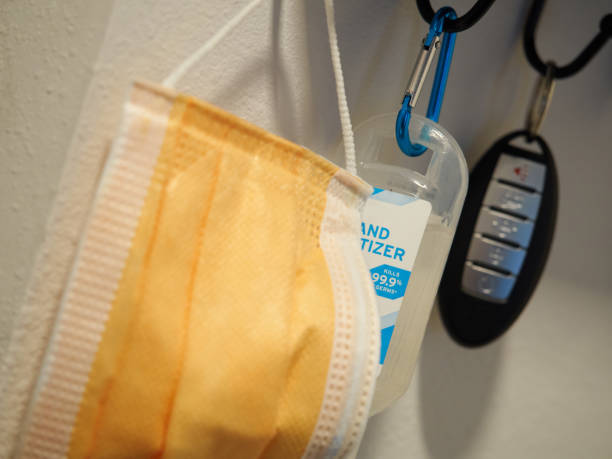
396;7;457;156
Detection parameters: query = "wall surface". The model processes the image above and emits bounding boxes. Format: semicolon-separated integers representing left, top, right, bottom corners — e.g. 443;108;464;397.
1;0;611;458
0;0;115;354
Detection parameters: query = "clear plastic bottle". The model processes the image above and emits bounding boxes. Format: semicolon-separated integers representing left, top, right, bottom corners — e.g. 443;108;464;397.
351;112;468;415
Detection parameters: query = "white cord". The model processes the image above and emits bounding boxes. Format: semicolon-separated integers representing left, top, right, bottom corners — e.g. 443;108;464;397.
163;0;358;176
324;0;357;176
163;0;265;88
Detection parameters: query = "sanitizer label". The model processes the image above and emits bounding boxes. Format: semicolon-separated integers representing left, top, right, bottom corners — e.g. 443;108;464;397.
361;188;431;364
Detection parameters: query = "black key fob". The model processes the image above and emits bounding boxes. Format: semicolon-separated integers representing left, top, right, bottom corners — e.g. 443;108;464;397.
438;130;558;346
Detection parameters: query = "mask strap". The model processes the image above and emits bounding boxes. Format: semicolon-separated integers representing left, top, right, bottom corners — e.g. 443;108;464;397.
323;0;357;176
162;0;358;176
163;0;265;88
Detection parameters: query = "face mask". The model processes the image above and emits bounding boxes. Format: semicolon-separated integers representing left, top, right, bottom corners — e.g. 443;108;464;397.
0;2;381;457
8;81;379;458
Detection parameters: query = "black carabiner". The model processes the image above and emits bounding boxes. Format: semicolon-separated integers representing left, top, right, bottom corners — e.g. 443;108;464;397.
416;0;497;33
523;0;612;79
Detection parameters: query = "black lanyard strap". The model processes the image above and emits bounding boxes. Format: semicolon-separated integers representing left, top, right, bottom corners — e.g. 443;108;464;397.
416;0;496;33
524;0;612;79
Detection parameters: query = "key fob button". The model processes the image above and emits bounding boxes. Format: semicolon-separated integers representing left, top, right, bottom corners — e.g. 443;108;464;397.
475;208;534;248
466;234;526;275
461;262;515;303
483;181;541;220
493;153;546;192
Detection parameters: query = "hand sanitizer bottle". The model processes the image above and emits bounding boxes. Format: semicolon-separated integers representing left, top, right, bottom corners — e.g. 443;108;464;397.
353;113;468;414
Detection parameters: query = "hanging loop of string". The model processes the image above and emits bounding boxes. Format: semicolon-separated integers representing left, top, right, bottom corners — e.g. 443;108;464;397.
163;0;358;175
523;0;612;79
324;0;357;175
416;0;496;33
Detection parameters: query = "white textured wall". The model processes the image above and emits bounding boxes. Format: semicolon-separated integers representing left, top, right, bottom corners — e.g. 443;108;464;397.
0;0;115;353
1;1;611;458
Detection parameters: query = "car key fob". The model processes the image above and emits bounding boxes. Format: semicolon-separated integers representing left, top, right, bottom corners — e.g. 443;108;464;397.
438;130;558;346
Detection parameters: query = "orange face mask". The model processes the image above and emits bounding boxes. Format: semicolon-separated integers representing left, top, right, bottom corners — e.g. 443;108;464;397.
9;81;379;459
1;2;383;457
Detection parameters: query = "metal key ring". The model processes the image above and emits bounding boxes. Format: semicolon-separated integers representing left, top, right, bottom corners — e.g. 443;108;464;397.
526;61;556;140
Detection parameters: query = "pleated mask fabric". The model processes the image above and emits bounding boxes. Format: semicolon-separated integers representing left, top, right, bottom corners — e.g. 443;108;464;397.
10;81;380;458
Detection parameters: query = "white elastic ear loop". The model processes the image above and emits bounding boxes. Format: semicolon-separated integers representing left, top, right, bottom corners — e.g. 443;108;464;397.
324;0;358;176
162;0;358;177
163;0;265;88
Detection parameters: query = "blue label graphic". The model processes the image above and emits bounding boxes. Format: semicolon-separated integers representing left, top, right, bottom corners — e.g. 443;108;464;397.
361;189;431;366
370;264;411;300
380;325;395;364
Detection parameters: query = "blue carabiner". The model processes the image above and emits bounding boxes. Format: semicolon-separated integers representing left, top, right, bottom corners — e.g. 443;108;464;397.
396;7;457;156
